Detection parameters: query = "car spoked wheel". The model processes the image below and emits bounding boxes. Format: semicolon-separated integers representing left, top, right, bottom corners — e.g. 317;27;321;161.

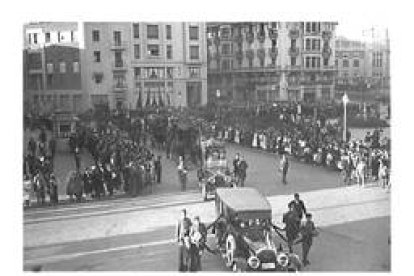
225;235;236;268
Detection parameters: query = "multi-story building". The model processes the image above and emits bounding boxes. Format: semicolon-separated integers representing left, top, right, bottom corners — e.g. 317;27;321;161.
334;37;367;90
81;22;208;110
334;30;390;96
207;22;337;104
23;22;84;115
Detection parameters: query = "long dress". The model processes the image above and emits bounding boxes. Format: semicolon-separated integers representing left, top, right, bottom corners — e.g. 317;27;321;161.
261;133;267;150
234;130;240;144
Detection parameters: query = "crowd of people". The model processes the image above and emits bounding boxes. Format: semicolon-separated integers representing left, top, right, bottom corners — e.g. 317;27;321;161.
198;102;391;188
23;128;58;206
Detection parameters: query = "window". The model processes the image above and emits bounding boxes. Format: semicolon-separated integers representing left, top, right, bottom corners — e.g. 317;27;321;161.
113;73;126;88
28;34;31;44
189;67;201;78
114;31;122;45
94;73;103;84
134;44;140;59
335;59;338;66
306;22;311;33
316;57;320;68
92;30;100;42
311;22;317;32
59;62;66;73
305;57;311;68
147;44;160;57
133;23;140;38
71;31;74;42
58;32;61;42
315;39;320;50
47;63;54;74
311;57;316;68
323;58;329;66
94;51;101;62
343;59;349;67
222;44;231;55
167;45;172;59
166;25;172;40
114;51;123;67
249;58;253;68
189;26;199;40
291;39;296;48
271;58;276;67
291;57;296;66
45;32;50;43
305;39;311;50
33;33;38;44
190;46;199;60
134;67;141;79
73;61;79;73
353;59;359;67
147;25;159;39
47;75;53;86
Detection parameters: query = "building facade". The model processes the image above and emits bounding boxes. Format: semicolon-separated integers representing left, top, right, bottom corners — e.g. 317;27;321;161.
207;22;337;104
23;22;84;115
334;32;390;95
81;22;208;110
334;37;367;90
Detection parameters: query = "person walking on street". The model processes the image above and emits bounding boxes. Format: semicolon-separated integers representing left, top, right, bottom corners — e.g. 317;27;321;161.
154;155;162;184
189;216;207;271
289;193;307;224
74;147;81;172
282;202;301;253
295;213;318;266
233;153;240;183
238;156;248;187
280;153;290;185
176;209;192;271
178;156;187;191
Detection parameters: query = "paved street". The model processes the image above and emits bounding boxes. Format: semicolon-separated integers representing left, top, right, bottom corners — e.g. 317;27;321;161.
23;144;390;271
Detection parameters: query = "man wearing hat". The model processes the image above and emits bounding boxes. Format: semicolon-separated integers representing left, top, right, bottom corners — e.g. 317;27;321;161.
176;209;192;271
282;202;300;253
280;153;289;185
295;213;318;266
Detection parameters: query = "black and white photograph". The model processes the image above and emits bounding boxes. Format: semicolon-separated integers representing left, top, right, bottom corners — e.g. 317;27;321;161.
4;0;409;274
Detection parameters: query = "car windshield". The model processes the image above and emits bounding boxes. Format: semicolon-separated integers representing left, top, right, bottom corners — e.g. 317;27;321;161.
236;219;269;242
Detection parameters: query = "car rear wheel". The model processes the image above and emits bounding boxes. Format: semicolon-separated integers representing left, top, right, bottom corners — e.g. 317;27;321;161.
225;234;236;268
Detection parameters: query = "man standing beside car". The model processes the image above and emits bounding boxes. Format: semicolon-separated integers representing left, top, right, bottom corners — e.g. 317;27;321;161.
282;202;300;253
296;213;318;267
238;156;248;187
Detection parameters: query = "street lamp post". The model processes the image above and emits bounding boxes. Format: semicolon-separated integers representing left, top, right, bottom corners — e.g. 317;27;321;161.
342;93;349;142
216;89;221;120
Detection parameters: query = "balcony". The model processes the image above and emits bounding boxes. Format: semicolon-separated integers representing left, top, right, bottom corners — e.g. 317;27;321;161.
303;47;321;54
322;47;332;58
110;42;127;50
289;47;300;57
322;31;332;41
113;84;128;92
112;61;127;71
269;30;278;40
289;29;300;39
213;36;220;46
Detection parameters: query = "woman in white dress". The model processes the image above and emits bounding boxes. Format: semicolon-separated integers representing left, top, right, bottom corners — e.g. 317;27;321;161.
252;132;258;148
260;132;267;150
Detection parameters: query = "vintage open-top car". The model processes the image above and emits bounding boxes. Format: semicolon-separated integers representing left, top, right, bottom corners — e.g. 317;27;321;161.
198;138;236;201
211;188;302;272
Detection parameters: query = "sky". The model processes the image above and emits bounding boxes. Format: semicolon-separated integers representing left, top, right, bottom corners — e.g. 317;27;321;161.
335;20;389;42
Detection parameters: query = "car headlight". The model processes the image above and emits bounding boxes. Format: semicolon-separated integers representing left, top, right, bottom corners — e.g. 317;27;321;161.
277;253;289;267
247;256;261;269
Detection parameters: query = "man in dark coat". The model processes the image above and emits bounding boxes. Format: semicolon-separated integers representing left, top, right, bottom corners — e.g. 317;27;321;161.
176;209;192;271
238;156;248;187
280;153;289;185
289;193;307;222
154;156;162;184
295;213;318;266
282;202;300;253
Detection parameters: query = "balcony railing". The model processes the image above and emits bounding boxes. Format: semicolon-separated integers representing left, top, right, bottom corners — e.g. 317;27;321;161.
110;42;127;50
289;29;300;39
289;47;300;57
113;84;128;91
246;32;254;44
322;47;332;58
113;61;127;70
